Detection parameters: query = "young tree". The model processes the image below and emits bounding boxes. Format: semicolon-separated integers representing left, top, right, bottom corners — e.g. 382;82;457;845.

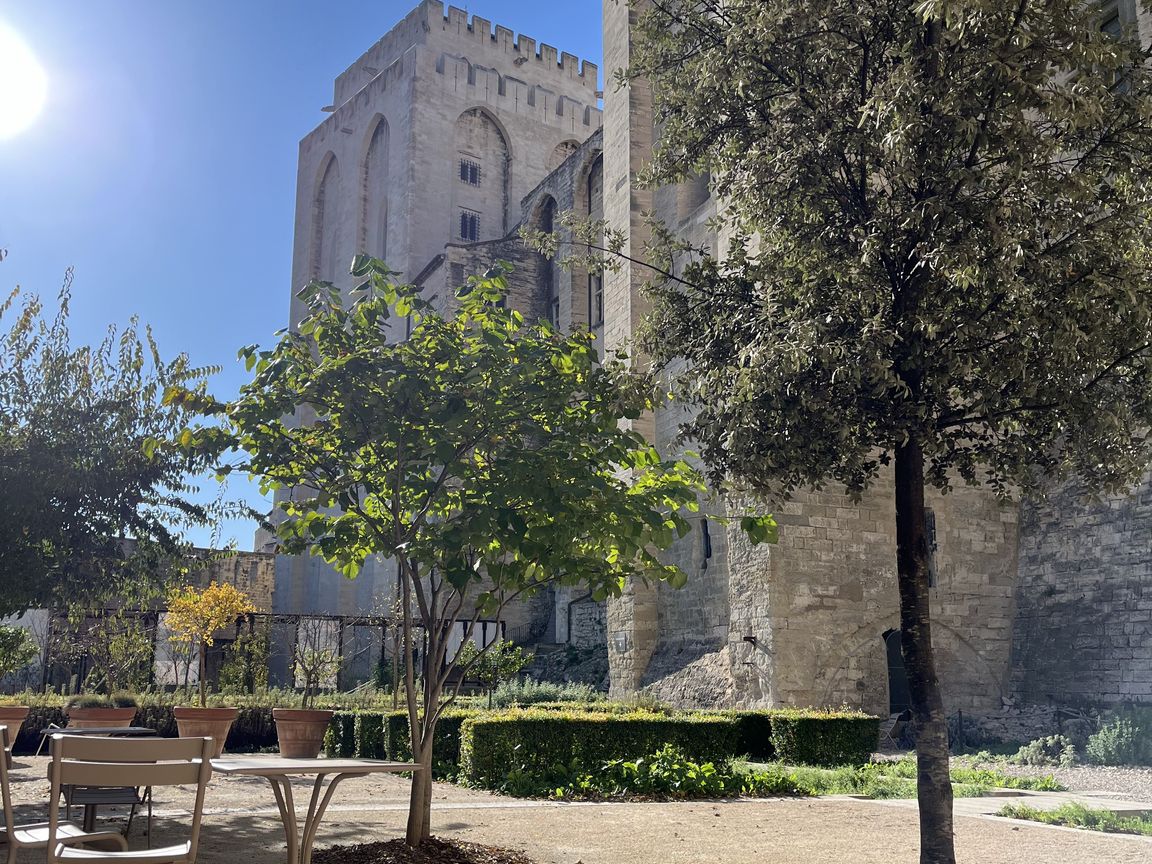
291;617;342;708
165;581;257;707
455;639;533;709
174;259;747;845
621;3;1152;862
0;272;224;614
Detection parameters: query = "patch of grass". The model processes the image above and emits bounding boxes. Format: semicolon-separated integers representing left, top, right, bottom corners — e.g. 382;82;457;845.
997;802;1152;836
738;757;1064;799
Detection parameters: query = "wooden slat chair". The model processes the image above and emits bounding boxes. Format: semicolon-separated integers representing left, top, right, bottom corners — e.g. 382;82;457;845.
0;726;128;864
47;735;214;864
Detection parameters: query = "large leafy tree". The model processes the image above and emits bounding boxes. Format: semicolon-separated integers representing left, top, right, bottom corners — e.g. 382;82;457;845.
0;273;220;614
623;2;1152;861
177;258;723;845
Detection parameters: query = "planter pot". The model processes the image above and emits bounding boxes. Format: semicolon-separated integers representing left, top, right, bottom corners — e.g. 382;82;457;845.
273;709;334;759
0;705;29;733
65;707;137;730
173;707;238;758
0;706;28;766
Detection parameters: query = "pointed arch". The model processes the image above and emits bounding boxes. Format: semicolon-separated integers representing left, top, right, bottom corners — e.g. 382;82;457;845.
451;107;512;239
310;152;342;282
359;115;391;262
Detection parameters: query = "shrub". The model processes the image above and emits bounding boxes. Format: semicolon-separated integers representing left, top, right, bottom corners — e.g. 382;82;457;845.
358;713;386;759
561;744;773;800
490;679;602;708
384;710;479;772
1086;717;1148;766
324;712;357;758
1013;735;1076;768
459;709;740;788
768;709;879;766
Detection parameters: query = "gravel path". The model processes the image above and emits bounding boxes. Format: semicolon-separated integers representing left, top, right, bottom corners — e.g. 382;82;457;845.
963;759;1152;802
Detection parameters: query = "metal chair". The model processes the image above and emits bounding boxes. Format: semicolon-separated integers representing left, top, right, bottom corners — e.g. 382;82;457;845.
0;726;128;864
47;734;214;864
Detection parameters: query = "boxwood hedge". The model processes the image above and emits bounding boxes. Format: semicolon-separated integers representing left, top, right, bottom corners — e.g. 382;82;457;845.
459;709;742;788
768;709;879;766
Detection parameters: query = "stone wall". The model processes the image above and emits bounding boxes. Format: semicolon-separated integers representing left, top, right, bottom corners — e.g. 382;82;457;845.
1012;473;1152;706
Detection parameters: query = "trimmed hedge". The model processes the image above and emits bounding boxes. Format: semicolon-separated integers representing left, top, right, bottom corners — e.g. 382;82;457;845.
384;710;479;766
768;710;878;766
459;710;741;788
324;712;357;758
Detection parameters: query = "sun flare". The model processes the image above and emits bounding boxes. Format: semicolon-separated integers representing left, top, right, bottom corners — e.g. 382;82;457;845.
0;22;47;140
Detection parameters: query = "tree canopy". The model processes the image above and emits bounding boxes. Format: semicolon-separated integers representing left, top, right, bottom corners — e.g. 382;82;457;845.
623;3;1152;862
0;274;223;614
634;0;1152;500
175;257;731;843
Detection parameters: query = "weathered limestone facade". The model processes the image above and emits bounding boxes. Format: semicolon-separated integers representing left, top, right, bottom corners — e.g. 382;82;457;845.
281;1;1152;732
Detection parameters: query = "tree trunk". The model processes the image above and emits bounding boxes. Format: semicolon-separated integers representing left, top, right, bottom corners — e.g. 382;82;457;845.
404;736;434;845
198;641;208;707
894;440;954;864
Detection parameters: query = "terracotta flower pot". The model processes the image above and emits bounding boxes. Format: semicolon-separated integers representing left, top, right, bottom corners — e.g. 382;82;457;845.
273;709;334;759
66;707;137;730
173;706;238;758
0;705;30;733
0;706;28;766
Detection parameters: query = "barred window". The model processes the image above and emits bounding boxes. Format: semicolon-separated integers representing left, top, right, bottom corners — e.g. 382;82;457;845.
459;159;481;185
459;210;480;242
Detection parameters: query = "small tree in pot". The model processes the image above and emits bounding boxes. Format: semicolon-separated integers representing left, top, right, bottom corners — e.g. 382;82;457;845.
274;618;342;758
165;580;256;756
0;625;40;742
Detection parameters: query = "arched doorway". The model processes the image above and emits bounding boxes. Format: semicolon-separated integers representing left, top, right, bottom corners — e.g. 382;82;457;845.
883;629;911;715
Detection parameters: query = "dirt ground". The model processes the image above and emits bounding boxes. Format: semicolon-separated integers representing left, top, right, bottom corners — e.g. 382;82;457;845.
6;755;1150;864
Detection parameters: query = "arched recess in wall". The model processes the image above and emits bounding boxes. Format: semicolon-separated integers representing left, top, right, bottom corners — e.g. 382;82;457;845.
451;107;512;241
574;151;605;330
311;152;342;282
549;139;582;172
359;115;390;263
530;194;558;326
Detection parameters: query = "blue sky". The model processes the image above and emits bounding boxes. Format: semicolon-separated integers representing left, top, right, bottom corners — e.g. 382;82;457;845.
0;1;603;550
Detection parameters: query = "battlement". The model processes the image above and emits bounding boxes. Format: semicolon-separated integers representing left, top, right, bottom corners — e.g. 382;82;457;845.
333;1;599;110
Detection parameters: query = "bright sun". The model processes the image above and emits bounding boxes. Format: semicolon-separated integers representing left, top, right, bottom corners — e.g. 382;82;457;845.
0;22;47;140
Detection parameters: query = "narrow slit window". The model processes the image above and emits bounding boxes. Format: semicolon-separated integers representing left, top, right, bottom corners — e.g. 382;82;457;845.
589;273;604;326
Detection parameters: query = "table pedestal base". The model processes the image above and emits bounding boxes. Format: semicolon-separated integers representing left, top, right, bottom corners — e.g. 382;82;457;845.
265;773;353;864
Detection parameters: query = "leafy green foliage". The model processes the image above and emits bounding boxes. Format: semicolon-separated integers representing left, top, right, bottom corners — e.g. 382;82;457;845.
458;709;743;788
998;802;1152;836
557;744;804;800
456;641;533;708
768;709;879;766
1013;735;1077;768
0;278;230;614
489;678;602;708
173;257;708;841
1086;716;1151;766
0;625;38;680
632;0;1152;502
748;757;1062;798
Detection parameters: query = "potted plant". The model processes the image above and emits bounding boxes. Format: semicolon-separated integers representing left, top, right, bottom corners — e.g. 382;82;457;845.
165;581;256;757
273;618;338;758
65;693;138;729
0;625;41;736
